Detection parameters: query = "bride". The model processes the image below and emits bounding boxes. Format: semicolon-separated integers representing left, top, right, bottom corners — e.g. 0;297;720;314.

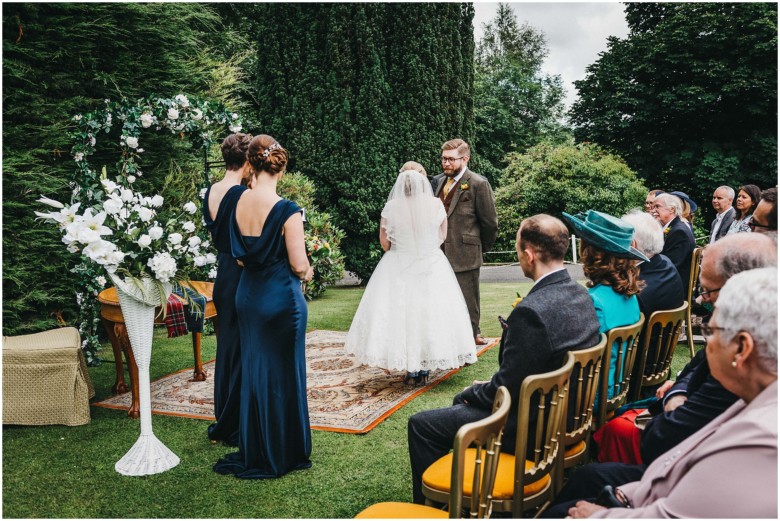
345;162;477;385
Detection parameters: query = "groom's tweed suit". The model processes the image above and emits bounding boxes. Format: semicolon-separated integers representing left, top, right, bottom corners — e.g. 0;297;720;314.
433;168;497;336
407;269;600;503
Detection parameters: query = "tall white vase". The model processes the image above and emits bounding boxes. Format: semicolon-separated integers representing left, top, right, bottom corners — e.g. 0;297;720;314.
110;274;180;476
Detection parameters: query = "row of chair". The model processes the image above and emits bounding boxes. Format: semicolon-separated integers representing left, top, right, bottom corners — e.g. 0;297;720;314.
356;300;688;518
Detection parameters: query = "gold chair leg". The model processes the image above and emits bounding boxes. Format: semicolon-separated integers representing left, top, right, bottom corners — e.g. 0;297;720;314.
686;309;695;359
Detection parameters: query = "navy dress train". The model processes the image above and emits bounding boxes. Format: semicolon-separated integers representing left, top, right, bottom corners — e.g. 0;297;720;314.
213;198;312;478
203;184;247;446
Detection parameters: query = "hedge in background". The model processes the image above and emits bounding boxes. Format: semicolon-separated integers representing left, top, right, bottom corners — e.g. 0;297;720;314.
2;4;247;341
228;3;476;281
493;142;647;259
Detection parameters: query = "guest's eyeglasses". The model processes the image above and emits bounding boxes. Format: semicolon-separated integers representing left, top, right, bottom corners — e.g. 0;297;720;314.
748;220;772;230
700;323;736;337
695;286;722;298
441;156;463;164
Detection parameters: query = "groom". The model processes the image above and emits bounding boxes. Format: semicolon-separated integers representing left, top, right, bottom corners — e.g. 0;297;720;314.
433;139;498;345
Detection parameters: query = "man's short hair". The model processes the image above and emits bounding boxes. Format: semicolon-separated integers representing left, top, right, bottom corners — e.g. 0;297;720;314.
622;210;664;257
442;138;470;157
760;187;777;230
654;193;682;216
519;214;570;263
716;185;735;200
708;233;778;282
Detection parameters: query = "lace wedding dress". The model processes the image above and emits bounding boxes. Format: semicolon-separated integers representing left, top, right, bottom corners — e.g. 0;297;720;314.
345;170;477;373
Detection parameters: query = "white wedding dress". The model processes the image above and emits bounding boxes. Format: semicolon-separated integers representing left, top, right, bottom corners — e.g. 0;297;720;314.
345;170;477;373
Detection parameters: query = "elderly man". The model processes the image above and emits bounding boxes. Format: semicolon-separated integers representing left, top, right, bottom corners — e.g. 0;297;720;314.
650;193;696;287
750;186;777;239
622;210;685;317
408;215;600;504
643;189;665;213
542;232;777;518
709;185;736;243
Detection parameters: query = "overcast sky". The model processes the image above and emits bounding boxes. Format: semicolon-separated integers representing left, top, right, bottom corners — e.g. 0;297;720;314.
473;2;630;111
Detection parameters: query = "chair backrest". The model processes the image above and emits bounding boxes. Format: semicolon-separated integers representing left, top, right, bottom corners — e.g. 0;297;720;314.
562;334;608;449
596;315;646;430
685;247;705;305
449;386;512;518
631;302;689;402
512;354;575;518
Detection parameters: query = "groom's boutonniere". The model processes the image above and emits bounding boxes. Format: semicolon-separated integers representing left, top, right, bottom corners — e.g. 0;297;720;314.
460;181;470;191
663;226;670;235
511;291;524;308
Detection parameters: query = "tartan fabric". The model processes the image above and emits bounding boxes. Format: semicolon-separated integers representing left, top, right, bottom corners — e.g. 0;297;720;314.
165;294;188;338
174;285;206;333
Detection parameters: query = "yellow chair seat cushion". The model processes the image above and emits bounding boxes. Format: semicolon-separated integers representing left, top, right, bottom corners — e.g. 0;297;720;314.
355;502;449;518
564;440;587;459
422;448;550;501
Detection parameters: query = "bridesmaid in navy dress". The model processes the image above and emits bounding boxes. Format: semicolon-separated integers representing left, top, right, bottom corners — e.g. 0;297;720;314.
214;134;314;479
203;133;252;446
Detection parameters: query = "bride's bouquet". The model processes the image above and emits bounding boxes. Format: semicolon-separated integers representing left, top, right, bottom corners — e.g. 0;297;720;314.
36;174;215;306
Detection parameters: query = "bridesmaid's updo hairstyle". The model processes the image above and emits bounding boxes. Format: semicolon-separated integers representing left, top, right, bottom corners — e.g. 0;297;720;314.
221;133;253;171
247;134;288;177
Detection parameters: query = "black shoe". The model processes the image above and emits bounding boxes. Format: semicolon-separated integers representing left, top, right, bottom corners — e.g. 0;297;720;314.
404;372;418;385
415;371;430;386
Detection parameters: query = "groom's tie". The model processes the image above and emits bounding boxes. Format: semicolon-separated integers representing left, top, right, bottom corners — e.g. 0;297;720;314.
443;177;456;198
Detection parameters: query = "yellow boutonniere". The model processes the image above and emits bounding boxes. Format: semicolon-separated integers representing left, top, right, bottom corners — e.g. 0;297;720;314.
663;227;670;235
460;181;470;191
512;291;524;308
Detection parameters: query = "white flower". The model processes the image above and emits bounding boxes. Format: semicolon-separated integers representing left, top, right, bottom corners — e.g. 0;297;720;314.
148;225;164;240
137;148;144;154
137;206;155;223
140;113;154;128
137;234;152;248
182;221;196;233
74;114;82;122
96;276;107;287
187;236;201;248
229;123;242;133
168;233;183;245
193;255;207;267
191;108;203;120
175;94;190;108
127;175;136;183
120;188;134;202
74;152;84;162
82;239;113;263
199;187;207;199
105;113;112;126
102;197;123;215
147;252;177;283
208;266;218;279
89;136;96;147
167;108;179;120
150;194;164;207
183;201;198;214
202;240;210;249
101;179;119;194
205;252;217;265
231;113;239;120
37;195;65;209
125;136;139;149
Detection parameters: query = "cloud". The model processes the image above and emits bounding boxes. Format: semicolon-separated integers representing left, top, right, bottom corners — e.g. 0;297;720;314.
473;2;629;110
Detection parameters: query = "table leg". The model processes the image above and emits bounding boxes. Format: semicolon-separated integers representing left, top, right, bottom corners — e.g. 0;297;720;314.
192;332;207;381
101;317;129;395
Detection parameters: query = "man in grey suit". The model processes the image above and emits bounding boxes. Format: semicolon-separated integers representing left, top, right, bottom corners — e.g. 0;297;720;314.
407;215;601;504
709;185;735;243
433;139;498;345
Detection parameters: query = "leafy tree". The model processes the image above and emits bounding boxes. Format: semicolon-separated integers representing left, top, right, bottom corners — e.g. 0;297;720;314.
570;2;777;223
3;4;247;339
493;142;647;259
473;3;569;185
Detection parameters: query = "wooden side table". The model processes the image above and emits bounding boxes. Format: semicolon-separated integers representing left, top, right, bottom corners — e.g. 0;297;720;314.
97;280;218;418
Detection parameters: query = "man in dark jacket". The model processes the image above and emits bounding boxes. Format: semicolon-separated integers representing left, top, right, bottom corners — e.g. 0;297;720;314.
407;214;601;504
651;193;696;288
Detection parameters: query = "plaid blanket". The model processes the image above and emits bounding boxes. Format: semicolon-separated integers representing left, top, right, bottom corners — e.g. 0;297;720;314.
164;285;207;338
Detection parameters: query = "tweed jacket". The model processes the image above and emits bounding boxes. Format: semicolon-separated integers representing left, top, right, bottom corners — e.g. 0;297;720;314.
592;380;778;518
661;216;695;287
433;168;498;272
457;269;600;433
710;206;736;242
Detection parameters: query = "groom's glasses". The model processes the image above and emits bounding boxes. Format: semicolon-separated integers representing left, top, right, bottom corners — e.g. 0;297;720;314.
441;156;463;164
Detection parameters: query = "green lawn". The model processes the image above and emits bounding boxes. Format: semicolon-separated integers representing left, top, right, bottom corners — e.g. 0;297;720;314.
2;281;694;518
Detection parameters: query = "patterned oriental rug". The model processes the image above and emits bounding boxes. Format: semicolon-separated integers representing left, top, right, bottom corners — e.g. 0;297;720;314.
93;330;499;434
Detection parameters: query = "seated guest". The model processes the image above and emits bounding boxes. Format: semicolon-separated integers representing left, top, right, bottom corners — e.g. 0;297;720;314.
669;191;697;231
750;186;777;240
621;210;684;318
566;267;777;519
709;185;736;243
563;210;645;397
542;233;777;518
650;193;696;288
407;215;601;504
643;189;664;213
727;184;761;235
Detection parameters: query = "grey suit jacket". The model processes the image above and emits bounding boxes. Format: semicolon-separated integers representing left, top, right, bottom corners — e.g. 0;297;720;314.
433;168;498;272
592;380;777;518
710;206;736;242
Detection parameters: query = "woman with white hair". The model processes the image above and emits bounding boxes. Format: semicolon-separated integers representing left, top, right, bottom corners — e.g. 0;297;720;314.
568;267;778;518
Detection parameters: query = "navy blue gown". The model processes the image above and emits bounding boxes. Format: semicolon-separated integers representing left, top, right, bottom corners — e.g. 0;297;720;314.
214;198;312;479
203;184;247;446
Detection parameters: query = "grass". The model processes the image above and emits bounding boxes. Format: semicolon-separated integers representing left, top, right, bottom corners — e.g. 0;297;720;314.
2;281;695;518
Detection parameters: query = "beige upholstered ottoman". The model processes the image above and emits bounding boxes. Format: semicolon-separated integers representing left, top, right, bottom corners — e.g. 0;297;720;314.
3;327;95;426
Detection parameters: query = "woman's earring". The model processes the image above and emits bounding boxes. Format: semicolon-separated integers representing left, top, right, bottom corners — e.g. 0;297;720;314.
731;360;738;368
